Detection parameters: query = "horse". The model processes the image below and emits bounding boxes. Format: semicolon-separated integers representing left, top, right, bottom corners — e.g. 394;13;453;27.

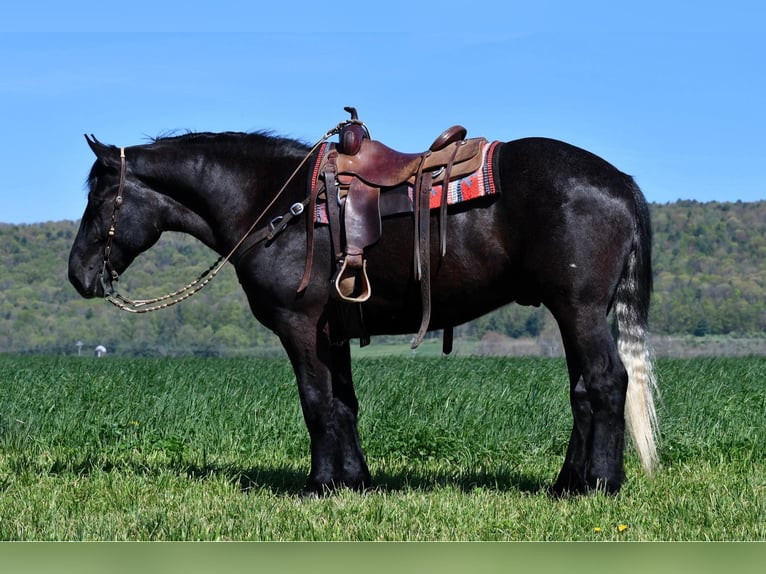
68;115;658;496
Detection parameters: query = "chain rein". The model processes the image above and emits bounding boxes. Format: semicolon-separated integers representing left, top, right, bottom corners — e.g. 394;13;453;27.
102;119;358;314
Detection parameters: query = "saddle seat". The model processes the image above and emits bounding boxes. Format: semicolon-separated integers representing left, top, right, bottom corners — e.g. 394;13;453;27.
335;126;481;189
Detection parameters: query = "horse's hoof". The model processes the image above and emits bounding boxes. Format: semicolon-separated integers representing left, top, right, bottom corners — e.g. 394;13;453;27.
300;479;334;499
300;475;371;498
299;488;323;501
587;476;623;495
550;469;588;497
550;473;623;497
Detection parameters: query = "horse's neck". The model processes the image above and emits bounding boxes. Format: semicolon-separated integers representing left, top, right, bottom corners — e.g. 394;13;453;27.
161;197;219;250
142;143;304;254
146;159;229;251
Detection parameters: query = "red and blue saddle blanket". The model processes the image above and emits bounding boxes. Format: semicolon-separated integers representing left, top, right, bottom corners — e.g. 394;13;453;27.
311;140;502;224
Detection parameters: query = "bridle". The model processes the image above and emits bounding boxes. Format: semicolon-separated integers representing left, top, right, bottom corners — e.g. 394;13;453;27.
98;116;363;313
99;146;126;298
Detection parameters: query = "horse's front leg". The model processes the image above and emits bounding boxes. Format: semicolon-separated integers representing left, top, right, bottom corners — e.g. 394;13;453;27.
278;314;370;494
326;338;371;490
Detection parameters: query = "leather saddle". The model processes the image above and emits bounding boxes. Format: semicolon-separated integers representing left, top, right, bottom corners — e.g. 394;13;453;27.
301;107;488;350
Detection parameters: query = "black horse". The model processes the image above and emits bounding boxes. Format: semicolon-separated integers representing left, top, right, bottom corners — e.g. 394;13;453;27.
68;116;658;495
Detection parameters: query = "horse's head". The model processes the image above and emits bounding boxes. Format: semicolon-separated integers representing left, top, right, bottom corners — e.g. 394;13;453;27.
68;135;165;298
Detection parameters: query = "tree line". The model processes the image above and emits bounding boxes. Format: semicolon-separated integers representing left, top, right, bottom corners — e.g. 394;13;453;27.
1;199;763;356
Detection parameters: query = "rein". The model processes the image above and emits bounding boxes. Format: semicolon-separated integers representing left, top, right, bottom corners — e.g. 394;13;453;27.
100;118;361;313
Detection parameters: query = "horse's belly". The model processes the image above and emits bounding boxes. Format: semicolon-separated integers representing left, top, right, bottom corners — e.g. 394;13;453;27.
360;258;521;334
359;202;521;334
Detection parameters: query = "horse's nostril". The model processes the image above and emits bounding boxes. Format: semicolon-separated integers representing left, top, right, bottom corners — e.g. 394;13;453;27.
68;264;97;298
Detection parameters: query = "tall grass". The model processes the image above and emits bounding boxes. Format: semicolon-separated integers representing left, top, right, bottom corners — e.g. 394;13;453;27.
0;355;764;540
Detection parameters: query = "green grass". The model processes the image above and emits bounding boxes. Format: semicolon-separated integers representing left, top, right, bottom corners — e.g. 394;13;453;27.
0;355;764;540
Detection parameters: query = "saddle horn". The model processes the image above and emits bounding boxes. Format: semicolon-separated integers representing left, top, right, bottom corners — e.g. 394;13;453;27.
339;107;370;155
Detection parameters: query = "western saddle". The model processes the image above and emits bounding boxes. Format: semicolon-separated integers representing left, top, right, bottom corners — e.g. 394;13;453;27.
301;107;488;350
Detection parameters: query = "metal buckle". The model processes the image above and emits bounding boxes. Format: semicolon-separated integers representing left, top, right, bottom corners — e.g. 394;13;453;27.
290;202;304;216
269;215;284;233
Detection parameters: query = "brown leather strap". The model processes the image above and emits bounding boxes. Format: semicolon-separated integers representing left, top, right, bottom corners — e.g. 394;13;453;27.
412;169;433;349
442;326;454;355
297;191;319;293
411;154;427;279
438;141;462;259
324;154;342;260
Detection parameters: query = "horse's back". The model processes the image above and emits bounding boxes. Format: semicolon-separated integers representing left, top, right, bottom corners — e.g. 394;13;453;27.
498;137;639;205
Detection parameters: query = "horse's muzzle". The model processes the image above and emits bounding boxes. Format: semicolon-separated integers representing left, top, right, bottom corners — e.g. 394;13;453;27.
68;263;109;299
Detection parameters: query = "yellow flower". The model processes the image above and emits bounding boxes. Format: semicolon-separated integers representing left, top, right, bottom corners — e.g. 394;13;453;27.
618;524;628;533
593;527;602;533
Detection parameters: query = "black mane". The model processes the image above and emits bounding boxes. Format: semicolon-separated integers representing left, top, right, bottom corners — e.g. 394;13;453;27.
85;130;311;193
150;130;311;159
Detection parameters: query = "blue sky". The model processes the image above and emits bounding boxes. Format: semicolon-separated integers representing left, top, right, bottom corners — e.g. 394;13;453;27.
1;1;764;223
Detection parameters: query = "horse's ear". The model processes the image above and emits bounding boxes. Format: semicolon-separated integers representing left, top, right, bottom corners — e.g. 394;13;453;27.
84;134;121;168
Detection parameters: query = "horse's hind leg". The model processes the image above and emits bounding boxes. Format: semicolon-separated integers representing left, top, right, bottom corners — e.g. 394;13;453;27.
551;304;628;494
551;344;591;495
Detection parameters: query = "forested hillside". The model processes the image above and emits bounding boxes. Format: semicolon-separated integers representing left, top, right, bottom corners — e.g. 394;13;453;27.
1;200;764;356
0;221;281;356
650;201;765;335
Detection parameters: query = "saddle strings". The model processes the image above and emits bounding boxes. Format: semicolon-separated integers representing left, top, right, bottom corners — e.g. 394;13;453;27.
105;119;357;314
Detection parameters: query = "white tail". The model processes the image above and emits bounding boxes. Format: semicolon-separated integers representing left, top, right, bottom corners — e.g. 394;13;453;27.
615;250;660;474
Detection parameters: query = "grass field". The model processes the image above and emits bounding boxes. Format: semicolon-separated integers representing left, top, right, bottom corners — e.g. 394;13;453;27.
0;354;764;541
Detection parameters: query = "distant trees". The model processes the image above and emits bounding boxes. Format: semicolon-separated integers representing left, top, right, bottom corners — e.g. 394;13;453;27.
1;200;764;356
649;201;765;336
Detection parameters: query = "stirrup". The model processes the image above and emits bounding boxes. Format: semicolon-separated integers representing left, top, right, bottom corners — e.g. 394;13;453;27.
331;257;371;303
